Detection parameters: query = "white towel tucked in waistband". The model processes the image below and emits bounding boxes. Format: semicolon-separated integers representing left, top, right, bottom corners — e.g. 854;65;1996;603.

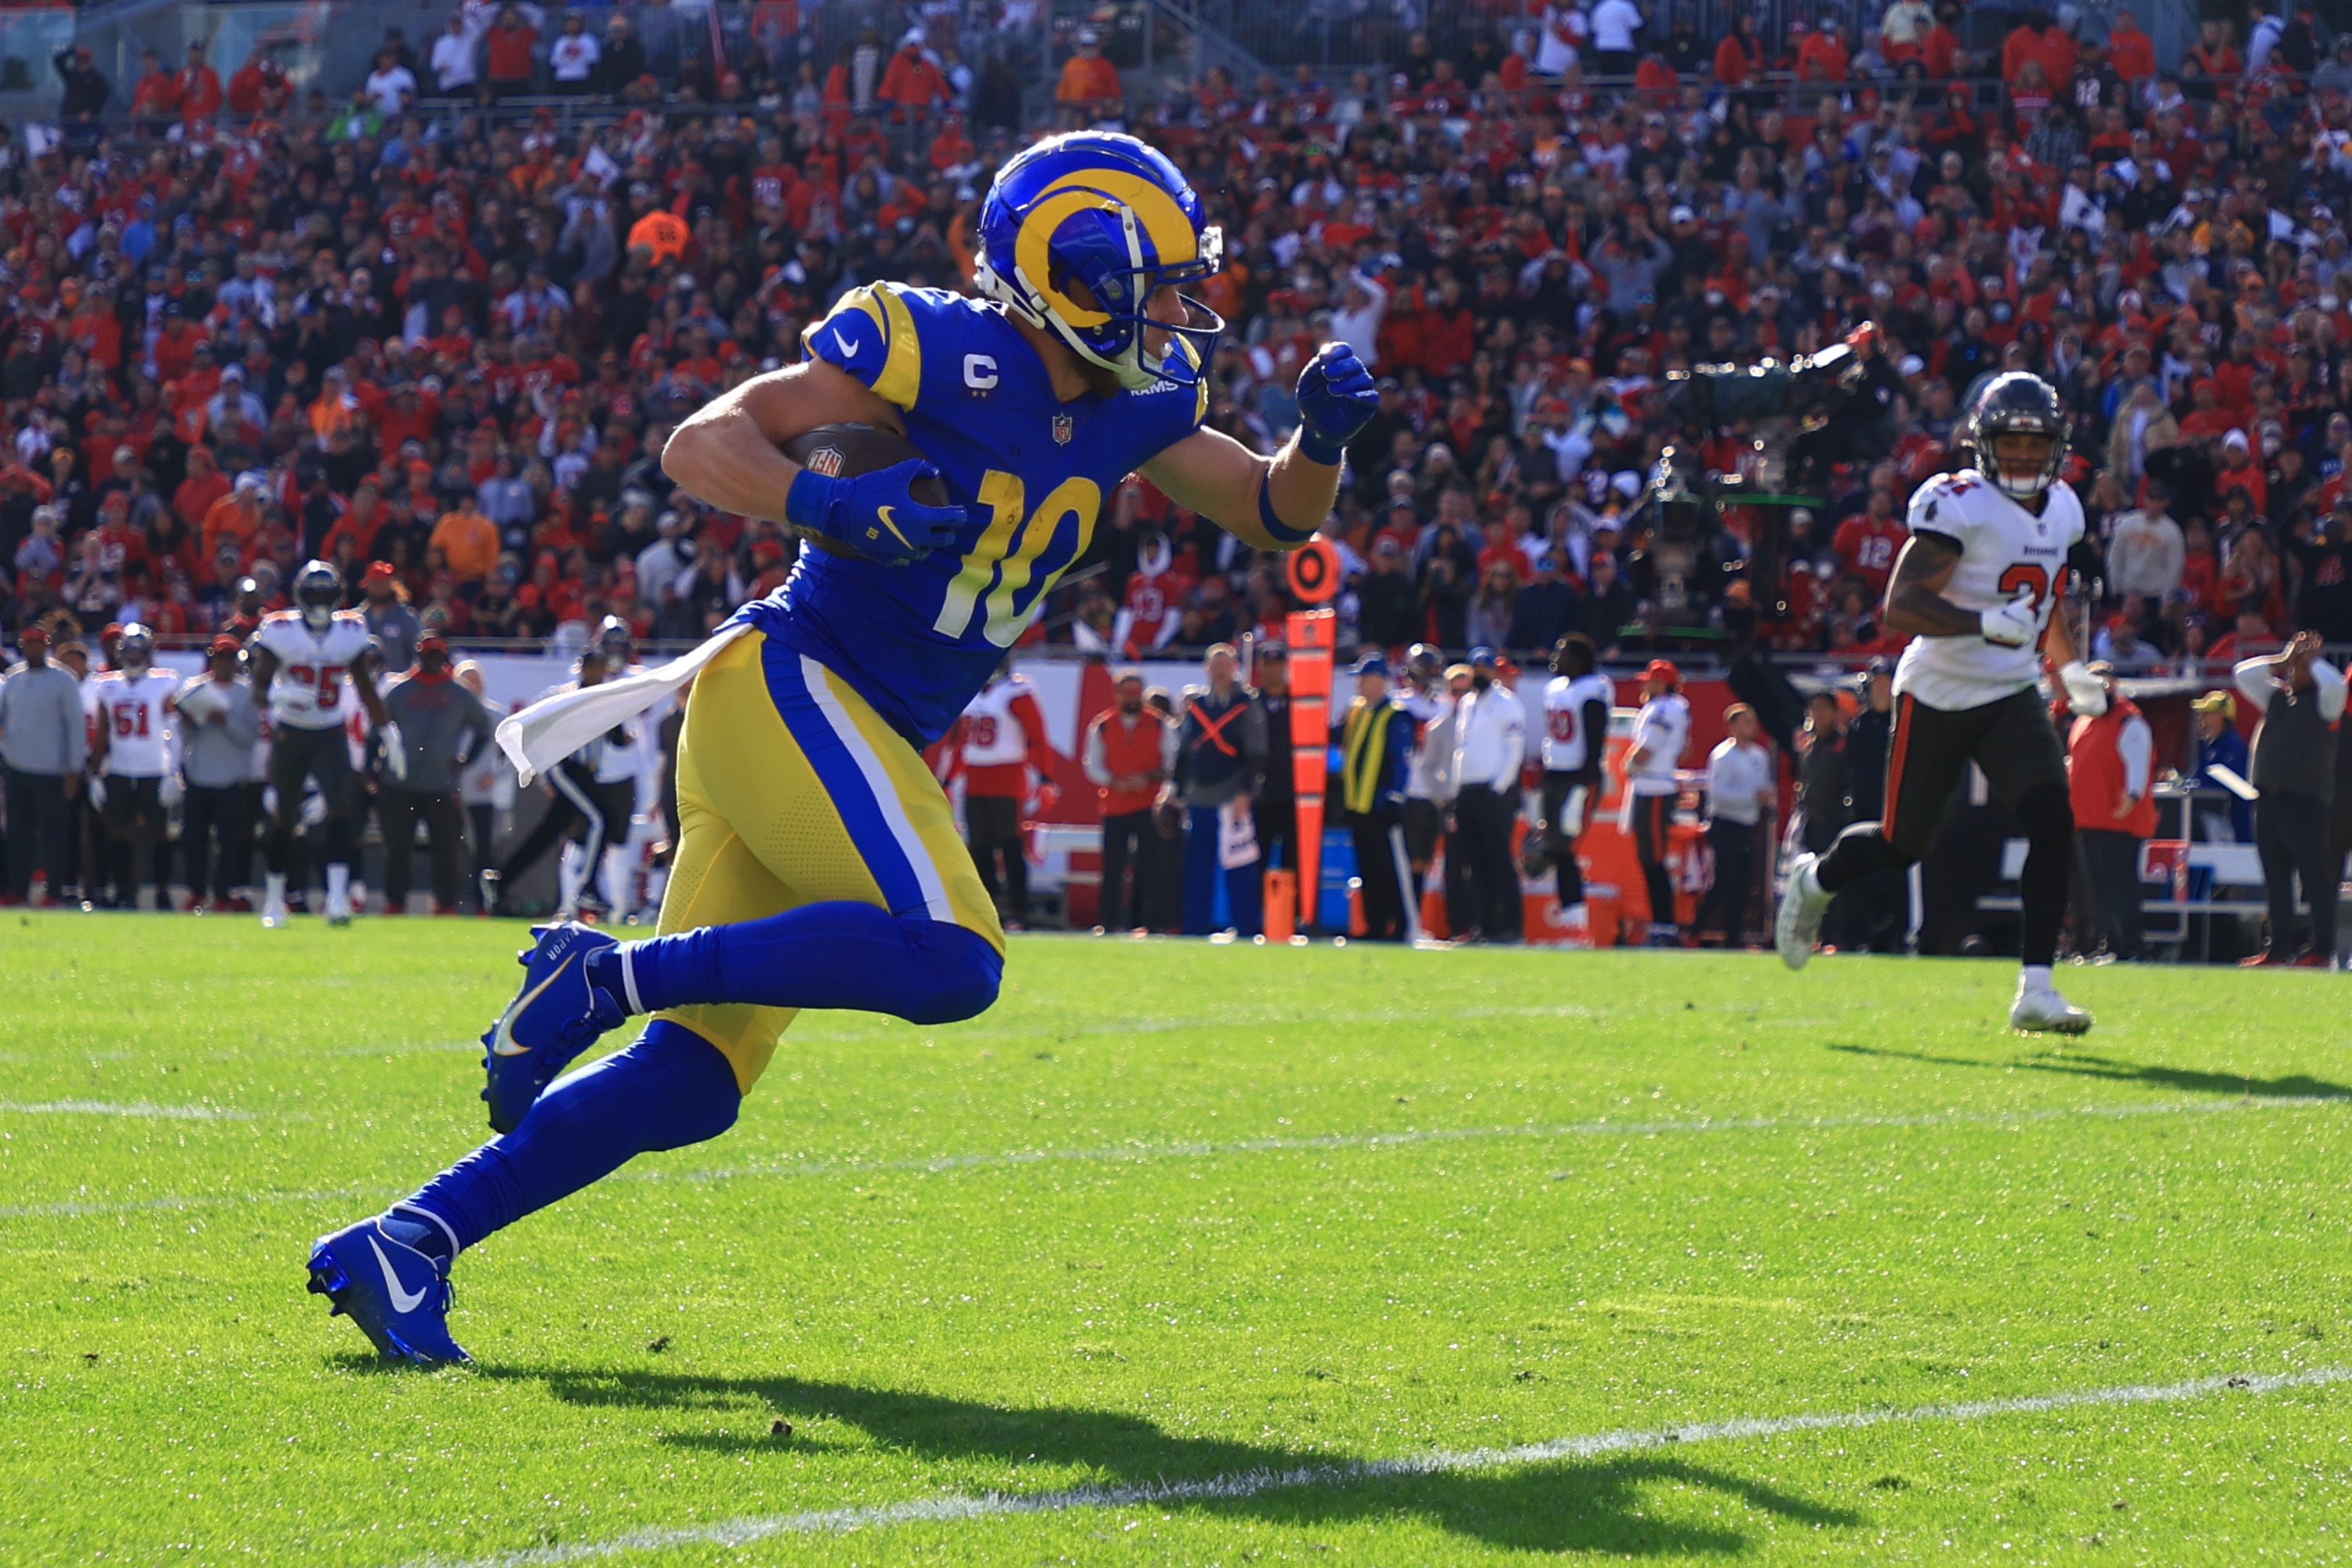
495;622;753;786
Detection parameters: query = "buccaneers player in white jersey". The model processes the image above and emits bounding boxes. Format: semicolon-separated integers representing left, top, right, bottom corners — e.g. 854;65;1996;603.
89;624;180;907
1775;372;2109;1034
249;560;389;926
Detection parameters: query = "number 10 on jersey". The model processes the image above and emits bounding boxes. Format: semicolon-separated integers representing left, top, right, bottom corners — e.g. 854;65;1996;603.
934;470;1101;648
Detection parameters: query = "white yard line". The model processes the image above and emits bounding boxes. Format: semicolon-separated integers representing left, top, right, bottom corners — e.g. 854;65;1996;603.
0;1185;383;1219
394;1363;2352;1568
2;1091;2343;1221
0;1098;255;1120
637;1091;2350;1187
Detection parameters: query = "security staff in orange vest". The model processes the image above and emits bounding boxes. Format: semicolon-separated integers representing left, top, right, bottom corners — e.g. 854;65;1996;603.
2066;661;2154;961
1082;669;1178;933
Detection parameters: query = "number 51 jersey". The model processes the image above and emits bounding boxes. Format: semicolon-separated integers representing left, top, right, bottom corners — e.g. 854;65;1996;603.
253;610;373;731
747;281;1209;747
1893;469;2084;713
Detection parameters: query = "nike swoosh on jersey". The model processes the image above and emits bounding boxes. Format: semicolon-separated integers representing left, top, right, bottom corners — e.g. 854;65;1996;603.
369;1236;430;1314
489;953;575;1056
832;328;854;358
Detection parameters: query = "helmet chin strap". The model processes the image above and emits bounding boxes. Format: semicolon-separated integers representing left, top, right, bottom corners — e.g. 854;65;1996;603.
1049;308;1154;390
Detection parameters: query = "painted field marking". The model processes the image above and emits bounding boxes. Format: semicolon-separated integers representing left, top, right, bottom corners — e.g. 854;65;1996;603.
2;1091;2343;1221
0;1099;255;1120
394;1363;2352;1567
645;1091;2350;1187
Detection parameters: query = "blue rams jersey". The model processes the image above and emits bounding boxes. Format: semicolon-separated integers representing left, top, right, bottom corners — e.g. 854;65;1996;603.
736;281;1209;746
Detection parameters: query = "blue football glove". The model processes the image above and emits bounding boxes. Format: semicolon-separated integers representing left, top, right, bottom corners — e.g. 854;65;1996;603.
1294;341;1380;466
784;458;965;565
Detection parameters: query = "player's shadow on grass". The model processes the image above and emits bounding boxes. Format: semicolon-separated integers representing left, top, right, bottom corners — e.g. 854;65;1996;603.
488;1364;1860;1555
1826;1042;2352;1101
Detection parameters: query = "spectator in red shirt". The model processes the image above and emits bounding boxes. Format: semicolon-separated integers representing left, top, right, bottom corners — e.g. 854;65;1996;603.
2179;380;2235;444
91;492;151;587
1418;277;1475;380
2002;9;2062;89
1918;12;1964;78
1797;18;1850;82
172;445;229;532
1713;14;1762;87
2213;336;2263;423
153;309;208;386
2107;7;2158;82
878;34;949;122
483;6;539;100
176;41;223;118
2216;430;2268;512
2183;19;2242;95
927;114;975;172
322;483;384;561
227;55;271;115
129;49;179;122
1632;53;1678;97
1833;486;1907;594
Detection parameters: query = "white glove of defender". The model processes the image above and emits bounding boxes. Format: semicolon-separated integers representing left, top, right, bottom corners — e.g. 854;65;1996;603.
2057;659;2108;717
1979;586;2040;648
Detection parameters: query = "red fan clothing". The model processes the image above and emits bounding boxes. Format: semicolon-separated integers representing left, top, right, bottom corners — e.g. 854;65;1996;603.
1120;562;1192;655
2069;697;2156;838
957;673;1051;800
1833;510;1907;592
2107;24;2157;81
176;61;223;118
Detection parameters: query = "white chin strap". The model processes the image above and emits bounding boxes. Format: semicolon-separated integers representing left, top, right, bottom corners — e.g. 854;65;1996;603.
1049;310;1154;390
303;608;332;630
1994;470;2052;499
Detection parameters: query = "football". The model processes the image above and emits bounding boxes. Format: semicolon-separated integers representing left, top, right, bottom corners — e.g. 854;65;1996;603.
779;422;953;560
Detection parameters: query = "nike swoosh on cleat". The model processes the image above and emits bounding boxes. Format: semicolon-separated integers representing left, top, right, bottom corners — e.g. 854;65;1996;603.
874;506;912;548
488;953;576;1056
368;1236;430;1315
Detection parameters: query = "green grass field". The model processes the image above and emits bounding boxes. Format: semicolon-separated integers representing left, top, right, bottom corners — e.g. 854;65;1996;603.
3;916;2350;1566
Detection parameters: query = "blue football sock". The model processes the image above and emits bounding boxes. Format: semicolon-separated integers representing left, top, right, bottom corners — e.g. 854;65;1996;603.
405;1020;740;1254
587;902;1001;1026
378;1213;454;1268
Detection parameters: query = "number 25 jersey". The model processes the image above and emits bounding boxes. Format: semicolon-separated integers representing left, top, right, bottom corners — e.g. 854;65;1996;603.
253;610;373;730
1893;469;2084;713
748;281;1208;747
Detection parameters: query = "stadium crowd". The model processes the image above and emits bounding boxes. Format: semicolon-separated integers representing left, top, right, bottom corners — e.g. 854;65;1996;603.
2;0;2351;960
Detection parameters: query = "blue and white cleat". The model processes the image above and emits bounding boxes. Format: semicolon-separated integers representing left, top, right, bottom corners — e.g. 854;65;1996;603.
481;920;628;1133
307;1217;469;1365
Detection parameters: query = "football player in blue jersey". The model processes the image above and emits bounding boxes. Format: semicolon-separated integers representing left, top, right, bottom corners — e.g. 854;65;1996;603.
305;131;1380;1363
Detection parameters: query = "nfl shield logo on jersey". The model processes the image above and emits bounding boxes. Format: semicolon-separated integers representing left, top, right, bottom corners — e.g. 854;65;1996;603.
1051;415;1073;445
